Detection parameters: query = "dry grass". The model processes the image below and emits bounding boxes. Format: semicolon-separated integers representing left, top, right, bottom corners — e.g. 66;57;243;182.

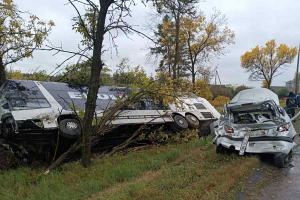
89;140;259;200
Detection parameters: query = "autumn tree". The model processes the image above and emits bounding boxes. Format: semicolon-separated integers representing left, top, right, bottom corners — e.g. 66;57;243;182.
150;15;176;75
150;0;199;79
113;58;150;87
261;80;268;88
194;78;213;100
181;10;235;90
241;39;298;89
46;0;152;168
0;0;54;85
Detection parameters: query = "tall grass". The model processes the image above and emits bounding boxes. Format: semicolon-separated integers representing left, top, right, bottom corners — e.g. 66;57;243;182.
0;137;259;200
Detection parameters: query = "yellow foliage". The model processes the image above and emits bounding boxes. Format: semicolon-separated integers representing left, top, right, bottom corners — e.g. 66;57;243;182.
127;71;192;108
194;79;213;100
7;69;23;80
241;39;298;85
211;95;230;106
261;80;268;88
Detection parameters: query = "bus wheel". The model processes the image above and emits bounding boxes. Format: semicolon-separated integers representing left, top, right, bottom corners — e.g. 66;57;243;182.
185;114;200;128
59;119;81;139
170;115;188;133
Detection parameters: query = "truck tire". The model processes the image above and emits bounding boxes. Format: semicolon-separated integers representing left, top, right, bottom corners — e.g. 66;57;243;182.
170;115;188;133
216;145;226;154
59;119;81;139
1;115;16;140
274;152;291;168
185;114;200;128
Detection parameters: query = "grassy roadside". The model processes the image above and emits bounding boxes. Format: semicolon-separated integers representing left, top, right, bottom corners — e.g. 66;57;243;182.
0;137;260;200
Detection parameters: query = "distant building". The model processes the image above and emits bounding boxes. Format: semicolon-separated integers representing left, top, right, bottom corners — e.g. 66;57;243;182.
286;80;294;92
271;86;288;93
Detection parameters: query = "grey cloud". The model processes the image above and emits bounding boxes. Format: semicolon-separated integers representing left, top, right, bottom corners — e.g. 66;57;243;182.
12;0;300;88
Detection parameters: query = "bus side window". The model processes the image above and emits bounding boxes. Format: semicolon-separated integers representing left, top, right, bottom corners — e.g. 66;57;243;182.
10;98;26;109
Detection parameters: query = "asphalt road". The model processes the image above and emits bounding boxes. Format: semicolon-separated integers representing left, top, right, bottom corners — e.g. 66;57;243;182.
255;136;300;200
236;135;300;200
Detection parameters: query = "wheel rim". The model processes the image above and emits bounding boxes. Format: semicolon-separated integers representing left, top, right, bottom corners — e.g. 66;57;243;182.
66;122;78;130
178;119;184;124
190;116;197;122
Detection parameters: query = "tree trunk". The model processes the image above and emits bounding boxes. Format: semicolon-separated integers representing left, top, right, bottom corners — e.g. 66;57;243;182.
267;79;271;89
0;58;6;86
192;70;195;92
81;1;111;168
173;9;181;80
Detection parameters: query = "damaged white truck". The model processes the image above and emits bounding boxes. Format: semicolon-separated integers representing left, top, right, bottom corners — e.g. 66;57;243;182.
0;80;219;142
210;88;297;168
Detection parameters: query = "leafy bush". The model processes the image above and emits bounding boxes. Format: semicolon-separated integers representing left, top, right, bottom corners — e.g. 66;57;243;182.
143;126;199;143
210;85;234;99
210;95;231;106
277;88;289;99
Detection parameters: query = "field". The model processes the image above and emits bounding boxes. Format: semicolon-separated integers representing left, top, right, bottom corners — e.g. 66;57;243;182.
0;137;260;200
0;104;263;200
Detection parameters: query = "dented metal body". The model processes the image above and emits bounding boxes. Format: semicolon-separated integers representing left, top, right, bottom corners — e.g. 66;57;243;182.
0;80;218;141
211;88;297;155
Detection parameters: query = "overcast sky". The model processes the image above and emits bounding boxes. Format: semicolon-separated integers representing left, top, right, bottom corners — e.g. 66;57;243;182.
12;0;300;88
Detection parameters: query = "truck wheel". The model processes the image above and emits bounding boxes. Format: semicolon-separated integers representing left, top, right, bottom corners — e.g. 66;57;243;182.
216;145;226;154
1;116;16;140
170;115;188;133
59;119;81;139
274;152;291;168
185;114;200;128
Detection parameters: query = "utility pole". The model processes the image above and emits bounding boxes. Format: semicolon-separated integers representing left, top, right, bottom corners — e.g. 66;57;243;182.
215;70;217;85
295;42;300;94
216;71;222;85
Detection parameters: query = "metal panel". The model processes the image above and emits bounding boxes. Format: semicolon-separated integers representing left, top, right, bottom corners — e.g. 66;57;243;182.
201;112;213;118
194;103;207;110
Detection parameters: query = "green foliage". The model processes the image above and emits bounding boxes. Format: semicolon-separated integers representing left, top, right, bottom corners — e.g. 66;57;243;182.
7;68;50;81
0;0;54;68
26;70;49;81
146;126;199;143
210;85;234;99
113;58;150;87
277;88;289;99
6;68;23;80
0;137;260;200
233;85;250;97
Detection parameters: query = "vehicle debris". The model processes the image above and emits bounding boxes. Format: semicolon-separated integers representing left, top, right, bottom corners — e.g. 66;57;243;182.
210;88;297;168
0;79;219;165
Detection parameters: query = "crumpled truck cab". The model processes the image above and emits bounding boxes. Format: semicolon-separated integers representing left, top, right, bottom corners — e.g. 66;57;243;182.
210;88;297;168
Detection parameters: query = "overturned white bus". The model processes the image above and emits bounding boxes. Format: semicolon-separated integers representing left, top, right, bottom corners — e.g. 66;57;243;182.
0;80;219;141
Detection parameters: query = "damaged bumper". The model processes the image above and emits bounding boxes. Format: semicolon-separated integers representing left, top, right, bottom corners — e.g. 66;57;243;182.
215;135;295;154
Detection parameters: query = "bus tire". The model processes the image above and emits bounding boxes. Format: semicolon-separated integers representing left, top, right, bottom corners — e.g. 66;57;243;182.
59;119;81;139
185;114;200;128
170;115;188;133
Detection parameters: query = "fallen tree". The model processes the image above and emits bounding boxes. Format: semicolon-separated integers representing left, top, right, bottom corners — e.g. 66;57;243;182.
45;76;189;173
